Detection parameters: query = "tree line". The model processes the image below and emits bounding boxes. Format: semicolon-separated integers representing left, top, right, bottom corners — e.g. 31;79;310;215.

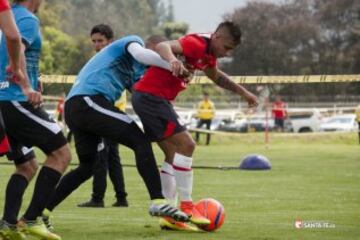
39;0;359;101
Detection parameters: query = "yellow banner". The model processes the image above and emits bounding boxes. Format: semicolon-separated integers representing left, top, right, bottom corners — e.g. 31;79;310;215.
40;74;360;84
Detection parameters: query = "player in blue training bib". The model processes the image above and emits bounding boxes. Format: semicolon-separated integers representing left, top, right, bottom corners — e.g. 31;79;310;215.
44;35;190;227
67;35;147;103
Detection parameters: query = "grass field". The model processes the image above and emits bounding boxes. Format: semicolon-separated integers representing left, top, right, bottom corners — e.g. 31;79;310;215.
0;132;359;239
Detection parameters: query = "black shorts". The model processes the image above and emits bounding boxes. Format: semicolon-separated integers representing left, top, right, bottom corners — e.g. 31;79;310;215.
0;101;67;165
0;109;10;156
132;90;187;142
275;118;284;128
65;95;143;160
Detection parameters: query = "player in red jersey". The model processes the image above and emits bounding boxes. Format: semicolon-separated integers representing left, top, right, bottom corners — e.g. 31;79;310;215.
132;21;258;230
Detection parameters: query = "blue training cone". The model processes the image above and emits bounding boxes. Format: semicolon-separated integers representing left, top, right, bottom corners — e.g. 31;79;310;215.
240;154;271;170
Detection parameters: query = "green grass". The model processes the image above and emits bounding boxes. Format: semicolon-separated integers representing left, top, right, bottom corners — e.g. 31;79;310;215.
0;132;359;239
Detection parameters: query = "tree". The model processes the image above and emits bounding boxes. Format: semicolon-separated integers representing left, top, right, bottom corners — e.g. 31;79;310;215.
59;0;159;37
160;21;189;40
224;1;319;75
222;0;360;100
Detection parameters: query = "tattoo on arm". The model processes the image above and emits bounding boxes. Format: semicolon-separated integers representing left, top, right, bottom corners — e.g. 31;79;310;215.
213;73;238;93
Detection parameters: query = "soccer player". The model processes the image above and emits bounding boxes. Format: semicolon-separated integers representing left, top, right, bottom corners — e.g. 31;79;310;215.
0;1;72;240
77;24;129;208
0;0;23;158
42;35;189;232
132;21;258;230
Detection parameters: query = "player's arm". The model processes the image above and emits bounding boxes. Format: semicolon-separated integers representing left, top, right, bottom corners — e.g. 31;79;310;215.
0;9;24;82
204;67;258;108
13;17;42;106
127;42;171;71
155;40;188;77
14;42;42;106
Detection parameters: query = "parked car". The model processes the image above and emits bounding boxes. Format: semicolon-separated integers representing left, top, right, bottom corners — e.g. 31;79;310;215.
320;114;357;132
218;114;274;133
218;118;247;132
285;109;322;133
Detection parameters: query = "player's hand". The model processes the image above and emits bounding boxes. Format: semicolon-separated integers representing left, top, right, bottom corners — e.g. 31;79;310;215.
244;91;259;108
179;63;194;83
6;65;25;84
170;59;187;77
22;86;43;108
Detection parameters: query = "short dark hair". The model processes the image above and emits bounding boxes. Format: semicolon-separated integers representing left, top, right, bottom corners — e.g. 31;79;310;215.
90;24;114;40
203;92;209;96
215;21;242;44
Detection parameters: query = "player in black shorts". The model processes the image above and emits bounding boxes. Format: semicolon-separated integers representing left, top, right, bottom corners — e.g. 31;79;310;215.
41;35;189;233
0;1;71;240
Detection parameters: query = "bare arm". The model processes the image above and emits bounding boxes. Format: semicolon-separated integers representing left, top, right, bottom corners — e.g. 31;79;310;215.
0;10;22;74
204;67;258;107
155;40;188;77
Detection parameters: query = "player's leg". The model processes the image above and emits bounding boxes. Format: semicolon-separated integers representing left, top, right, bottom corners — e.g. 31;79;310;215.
78;141;107;208
46;130;99;212
195;119;205;142
0;101;70;240
157;141;177;205
106;140;128;207
79;95;188;221
0;144;37;240
132;91;209;225
205;120;211;145
156;141;201;231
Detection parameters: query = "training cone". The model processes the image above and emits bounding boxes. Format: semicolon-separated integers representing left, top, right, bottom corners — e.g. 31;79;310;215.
240;154;271;170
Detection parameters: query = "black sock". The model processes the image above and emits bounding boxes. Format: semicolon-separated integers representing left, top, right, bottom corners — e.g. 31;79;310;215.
46;161;94;211
23;166;61;221
134;143;163;200
2;174;28;224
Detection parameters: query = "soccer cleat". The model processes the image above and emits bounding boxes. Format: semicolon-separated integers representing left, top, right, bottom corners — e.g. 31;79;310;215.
18;218;61;240
77;199;104;208
112;198;129;207
149;199;189;222
42;209;54;232
180;201;210;226
159;217;201;232
0;220;26;240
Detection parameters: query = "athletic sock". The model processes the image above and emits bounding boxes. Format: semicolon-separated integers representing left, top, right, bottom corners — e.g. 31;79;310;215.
173;153;193;202
23;166;61;221
2;174;28;224
46;162;94;211
160;162;177;205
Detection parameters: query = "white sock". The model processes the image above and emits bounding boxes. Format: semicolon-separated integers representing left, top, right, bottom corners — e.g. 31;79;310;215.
173;153;193;202
160;162;177;205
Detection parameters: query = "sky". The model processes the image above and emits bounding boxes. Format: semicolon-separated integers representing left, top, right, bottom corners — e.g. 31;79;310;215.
170;0;277;32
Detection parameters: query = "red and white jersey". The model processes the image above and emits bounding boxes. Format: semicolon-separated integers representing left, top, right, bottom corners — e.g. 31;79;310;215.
134;33;217;101
0;0;10;12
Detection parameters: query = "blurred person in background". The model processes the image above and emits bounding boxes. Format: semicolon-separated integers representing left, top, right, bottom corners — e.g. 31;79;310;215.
195;92;215;145
272;95;287;132
356;104;360;144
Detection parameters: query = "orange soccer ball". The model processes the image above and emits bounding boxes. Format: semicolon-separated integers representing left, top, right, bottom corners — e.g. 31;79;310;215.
194;198;225;231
